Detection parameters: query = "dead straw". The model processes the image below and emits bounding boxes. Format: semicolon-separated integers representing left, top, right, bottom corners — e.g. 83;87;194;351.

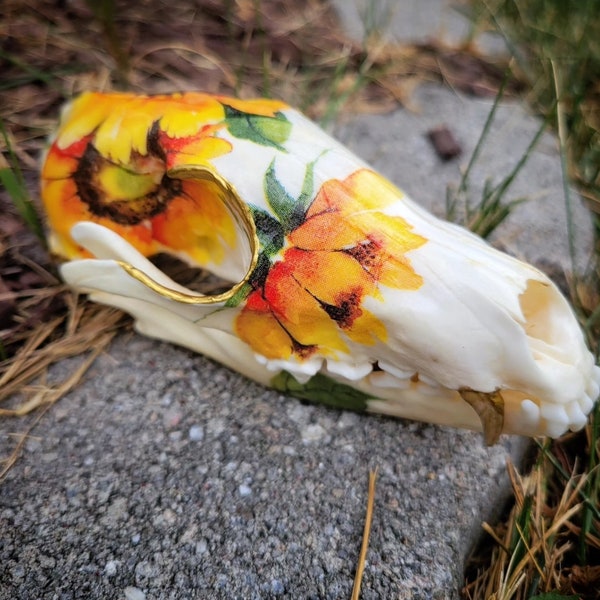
351;467;378;600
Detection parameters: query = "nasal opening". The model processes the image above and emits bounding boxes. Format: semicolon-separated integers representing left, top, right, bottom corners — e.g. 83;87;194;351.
519;278;575;362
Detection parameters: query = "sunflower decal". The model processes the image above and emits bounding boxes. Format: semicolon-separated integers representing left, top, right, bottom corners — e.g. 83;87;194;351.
235;167;427;360
41;91;290;265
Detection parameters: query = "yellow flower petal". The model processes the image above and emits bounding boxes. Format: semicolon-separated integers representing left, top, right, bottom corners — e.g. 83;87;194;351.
236;292;294;359
151;179;237;267
217;96;288;117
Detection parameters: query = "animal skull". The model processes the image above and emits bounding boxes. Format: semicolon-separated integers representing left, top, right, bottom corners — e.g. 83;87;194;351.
40;91;600;444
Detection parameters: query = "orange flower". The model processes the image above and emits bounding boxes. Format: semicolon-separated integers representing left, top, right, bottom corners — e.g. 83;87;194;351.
41;92;288;263
236;169;427;360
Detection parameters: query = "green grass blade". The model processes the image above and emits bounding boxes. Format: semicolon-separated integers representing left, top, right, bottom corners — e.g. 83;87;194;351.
0;123;46;246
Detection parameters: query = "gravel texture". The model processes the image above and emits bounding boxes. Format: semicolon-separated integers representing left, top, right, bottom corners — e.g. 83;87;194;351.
1;336;527;599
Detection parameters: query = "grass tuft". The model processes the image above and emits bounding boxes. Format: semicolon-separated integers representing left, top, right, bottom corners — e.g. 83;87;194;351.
0;123;46;246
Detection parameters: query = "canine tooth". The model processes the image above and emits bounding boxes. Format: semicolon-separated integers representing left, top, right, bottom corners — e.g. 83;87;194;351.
539;403;569;425
326;359;372;380
378;361;414;380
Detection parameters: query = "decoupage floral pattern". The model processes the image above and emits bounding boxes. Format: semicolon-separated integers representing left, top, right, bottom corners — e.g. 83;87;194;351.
41;92;290;264
235;167;427;360
42;92;427;363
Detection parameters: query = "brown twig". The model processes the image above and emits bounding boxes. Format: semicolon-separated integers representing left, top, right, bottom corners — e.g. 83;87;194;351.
351;467;378;600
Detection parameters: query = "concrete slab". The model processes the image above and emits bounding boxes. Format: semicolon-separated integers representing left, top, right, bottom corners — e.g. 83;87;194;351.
1;335;527;600
330;0;508;55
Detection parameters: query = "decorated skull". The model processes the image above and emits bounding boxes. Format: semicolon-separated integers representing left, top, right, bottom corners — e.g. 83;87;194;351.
40;91;600;444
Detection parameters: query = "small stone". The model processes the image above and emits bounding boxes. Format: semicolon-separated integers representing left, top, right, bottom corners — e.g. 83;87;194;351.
188;425;204;441
271;579;285;595
301;424;327;444
104;560;119;577
239;484;252;497
427;125;462;160
195;539;208;555
124;586;146;600
131;533;141;545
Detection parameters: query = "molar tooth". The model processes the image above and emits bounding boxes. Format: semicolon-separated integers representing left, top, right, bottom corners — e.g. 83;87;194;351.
257;355;323;383
566;402;588;431
378;361;414;380
368;371;411;389
418;373;440;388
579;393;594;413
586;371;600;402
326;359;372;381
539;403;569;425
415;381;444;396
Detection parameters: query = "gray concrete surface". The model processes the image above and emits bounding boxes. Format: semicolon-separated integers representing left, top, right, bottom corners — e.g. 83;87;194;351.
1;1;596;599
331;0;508;55
1;336;527;599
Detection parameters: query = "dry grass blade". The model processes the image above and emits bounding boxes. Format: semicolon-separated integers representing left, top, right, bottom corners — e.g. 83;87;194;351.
0;300;125;406
0;295;126;478
463;449;597;600
351;467;378;600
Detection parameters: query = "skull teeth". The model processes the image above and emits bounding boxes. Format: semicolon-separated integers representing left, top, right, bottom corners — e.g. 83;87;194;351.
586;368;600;403
566;402;588;431
368;370;411;390
520;399;540;427
544;419;572;439
540;403;570;425
377;361;415;380
259;354;596;438
579;393;595;413
326;359;372;381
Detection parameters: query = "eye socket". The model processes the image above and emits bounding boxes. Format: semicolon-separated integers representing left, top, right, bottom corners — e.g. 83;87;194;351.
117;165;259;305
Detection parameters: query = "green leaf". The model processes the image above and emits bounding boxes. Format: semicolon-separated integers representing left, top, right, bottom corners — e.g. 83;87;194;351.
264;159;304;233
224;282;252;308
223;105;291;151
271;371;375;412
296;154;318;211
0;122;46;245
264;155;324;233
249;205;285;257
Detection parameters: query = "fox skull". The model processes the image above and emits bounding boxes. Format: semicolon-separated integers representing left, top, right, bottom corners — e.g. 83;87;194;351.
40;91;600;444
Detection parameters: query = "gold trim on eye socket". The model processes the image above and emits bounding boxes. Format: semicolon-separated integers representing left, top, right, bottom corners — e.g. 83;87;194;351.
117;165;259;305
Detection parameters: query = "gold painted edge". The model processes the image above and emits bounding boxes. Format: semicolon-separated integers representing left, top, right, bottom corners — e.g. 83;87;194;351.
117;164;259;305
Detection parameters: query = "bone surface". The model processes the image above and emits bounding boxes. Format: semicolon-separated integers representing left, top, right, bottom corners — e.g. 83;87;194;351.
40;91;600;443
